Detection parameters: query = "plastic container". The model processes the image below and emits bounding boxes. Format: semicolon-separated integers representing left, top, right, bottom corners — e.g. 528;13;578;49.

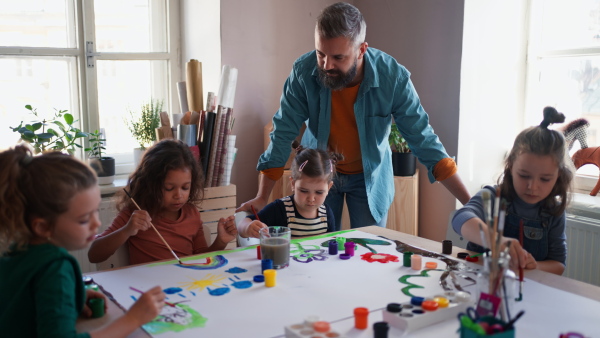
460;316;515;338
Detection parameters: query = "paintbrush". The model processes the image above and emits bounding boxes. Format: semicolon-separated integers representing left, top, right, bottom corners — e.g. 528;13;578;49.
516;219;524;301
123;188;183;265
492;188;501;259
129;286;176;307
481;190;495;252
251;205;261;221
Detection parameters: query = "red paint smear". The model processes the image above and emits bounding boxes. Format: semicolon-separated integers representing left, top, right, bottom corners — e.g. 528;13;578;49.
360;252;399;263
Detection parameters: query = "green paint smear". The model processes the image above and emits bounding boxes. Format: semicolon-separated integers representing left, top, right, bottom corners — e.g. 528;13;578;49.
291;229;356;244
147;230;357;267
398;269;446;297
143;303;207;334
319;237;391;253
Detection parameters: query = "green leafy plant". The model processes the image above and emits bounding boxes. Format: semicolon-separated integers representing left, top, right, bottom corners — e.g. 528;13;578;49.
389;123;411;153
85;129;107;159
125;99;163;149
10;105;89;155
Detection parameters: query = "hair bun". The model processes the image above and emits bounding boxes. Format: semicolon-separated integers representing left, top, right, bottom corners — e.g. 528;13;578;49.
541;106;566;128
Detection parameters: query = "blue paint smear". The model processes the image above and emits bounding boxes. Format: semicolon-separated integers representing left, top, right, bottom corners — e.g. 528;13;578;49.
130;295;137;302
231;280;252;289
225;267;247;273
178;293;186;298
207;287;231;296
190;291;196;296
163;287;183;294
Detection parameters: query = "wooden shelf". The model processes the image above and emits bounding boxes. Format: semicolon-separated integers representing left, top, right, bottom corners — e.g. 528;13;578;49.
264;171;418;235
196;184;237;249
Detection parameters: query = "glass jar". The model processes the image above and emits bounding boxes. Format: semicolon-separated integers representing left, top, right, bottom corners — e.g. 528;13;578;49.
475;252;518;322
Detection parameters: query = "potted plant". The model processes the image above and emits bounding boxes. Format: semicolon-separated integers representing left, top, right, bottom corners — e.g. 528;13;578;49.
389;123;416;176
10;105;89;155
86;129;116;185
125;99;163;165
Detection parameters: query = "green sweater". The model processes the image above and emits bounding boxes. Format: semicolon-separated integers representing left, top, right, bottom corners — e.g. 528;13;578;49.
0;243;90;338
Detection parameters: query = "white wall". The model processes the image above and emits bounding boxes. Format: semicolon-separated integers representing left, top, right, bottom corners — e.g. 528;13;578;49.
180;0;221;110
220;0;339;204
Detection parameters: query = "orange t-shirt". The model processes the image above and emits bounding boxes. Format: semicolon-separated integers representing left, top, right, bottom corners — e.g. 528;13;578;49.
98;203;208;265
329;84;363;174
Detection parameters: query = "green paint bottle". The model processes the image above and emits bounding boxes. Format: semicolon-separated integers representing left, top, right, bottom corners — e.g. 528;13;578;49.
82;275;99;292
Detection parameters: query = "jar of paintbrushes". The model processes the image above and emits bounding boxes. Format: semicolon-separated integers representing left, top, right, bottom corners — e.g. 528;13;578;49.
475;250;518;322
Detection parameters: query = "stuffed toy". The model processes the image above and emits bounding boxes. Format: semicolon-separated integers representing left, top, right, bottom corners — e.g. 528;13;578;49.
563;118;600;196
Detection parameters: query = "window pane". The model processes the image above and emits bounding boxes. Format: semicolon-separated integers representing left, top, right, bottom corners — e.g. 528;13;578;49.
0;0;75;48
94;0;167;53
540;0;600;50
96;60;168;156
537;57;600;175
0;56;78;151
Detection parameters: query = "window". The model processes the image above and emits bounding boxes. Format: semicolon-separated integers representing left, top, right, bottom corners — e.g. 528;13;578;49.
0;0;180;174
526;0;600;191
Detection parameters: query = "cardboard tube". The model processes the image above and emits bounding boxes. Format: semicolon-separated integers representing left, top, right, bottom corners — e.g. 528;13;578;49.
186;59;204;112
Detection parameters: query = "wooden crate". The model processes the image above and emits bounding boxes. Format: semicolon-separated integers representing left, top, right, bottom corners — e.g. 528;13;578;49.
197;184;237;249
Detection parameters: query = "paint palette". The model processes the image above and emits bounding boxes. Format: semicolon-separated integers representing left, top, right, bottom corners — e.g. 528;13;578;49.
382;291;473;333
284;316;346;338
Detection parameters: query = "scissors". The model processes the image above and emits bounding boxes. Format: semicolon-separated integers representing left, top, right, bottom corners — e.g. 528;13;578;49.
458;307;480;322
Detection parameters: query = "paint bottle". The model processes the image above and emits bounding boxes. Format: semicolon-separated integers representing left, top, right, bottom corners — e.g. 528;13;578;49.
411;254;422;270
88;298;105;318
344;241;355;256
354;307;369;329
261;258;273;272
328;239;338;255
442;239;453;254
264;269;277;287
82;275;99;292
403;251;413;267
373;321;389;338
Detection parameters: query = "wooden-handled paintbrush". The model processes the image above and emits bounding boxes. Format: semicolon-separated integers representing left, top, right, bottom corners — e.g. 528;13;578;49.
123;188;182;265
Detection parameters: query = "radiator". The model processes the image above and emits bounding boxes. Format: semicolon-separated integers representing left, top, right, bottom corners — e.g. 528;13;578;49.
69;197;117;274
564;214;600;286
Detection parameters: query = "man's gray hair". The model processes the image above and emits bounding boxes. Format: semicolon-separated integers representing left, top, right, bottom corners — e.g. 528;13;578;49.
316;2;366;47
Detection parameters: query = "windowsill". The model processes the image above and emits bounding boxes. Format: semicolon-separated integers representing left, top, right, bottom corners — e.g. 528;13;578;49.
568;191;600;219
99;175;129;197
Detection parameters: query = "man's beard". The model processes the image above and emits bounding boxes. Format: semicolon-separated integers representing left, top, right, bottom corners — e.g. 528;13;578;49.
317;58;358;91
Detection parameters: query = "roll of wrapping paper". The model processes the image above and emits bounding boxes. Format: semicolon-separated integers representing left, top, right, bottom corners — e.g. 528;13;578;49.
186;59;204;112
206;92;215;112
216;65;238;109
177;81;189;114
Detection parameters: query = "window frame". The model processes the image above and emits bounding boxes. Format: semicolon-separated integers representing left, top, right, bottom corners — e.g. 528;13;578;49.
0;0;181;174
525;0;600;193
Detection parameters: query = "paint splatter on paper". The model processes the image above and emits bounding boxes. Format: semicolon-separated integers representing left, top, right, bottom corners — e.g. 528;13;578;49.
179;274;226;292
291;242;327;263
225;267;247;274
391;238;476;293
320;237;392;253
143;303;207;334
361;252;398;263
175;255;228;270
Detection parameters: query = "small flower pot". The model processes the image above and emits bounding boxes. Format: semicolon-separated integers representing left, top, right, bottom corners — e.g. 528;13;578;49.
392;152;416;176
89;157;116;185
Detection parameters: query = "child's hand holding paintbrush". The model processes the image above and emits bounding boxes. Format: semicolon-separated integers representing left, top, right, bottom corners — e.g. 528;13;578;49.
237;205;268;238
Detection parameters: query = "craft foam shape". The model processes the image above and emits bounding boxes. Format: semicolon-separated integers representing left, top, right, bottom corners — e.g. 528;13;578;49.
284;321;346;338
382;291;472;333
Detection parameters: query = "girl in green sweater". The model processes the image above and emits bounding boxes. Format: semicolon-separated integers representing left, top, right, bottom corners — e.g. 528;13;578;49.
0;145;166;337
